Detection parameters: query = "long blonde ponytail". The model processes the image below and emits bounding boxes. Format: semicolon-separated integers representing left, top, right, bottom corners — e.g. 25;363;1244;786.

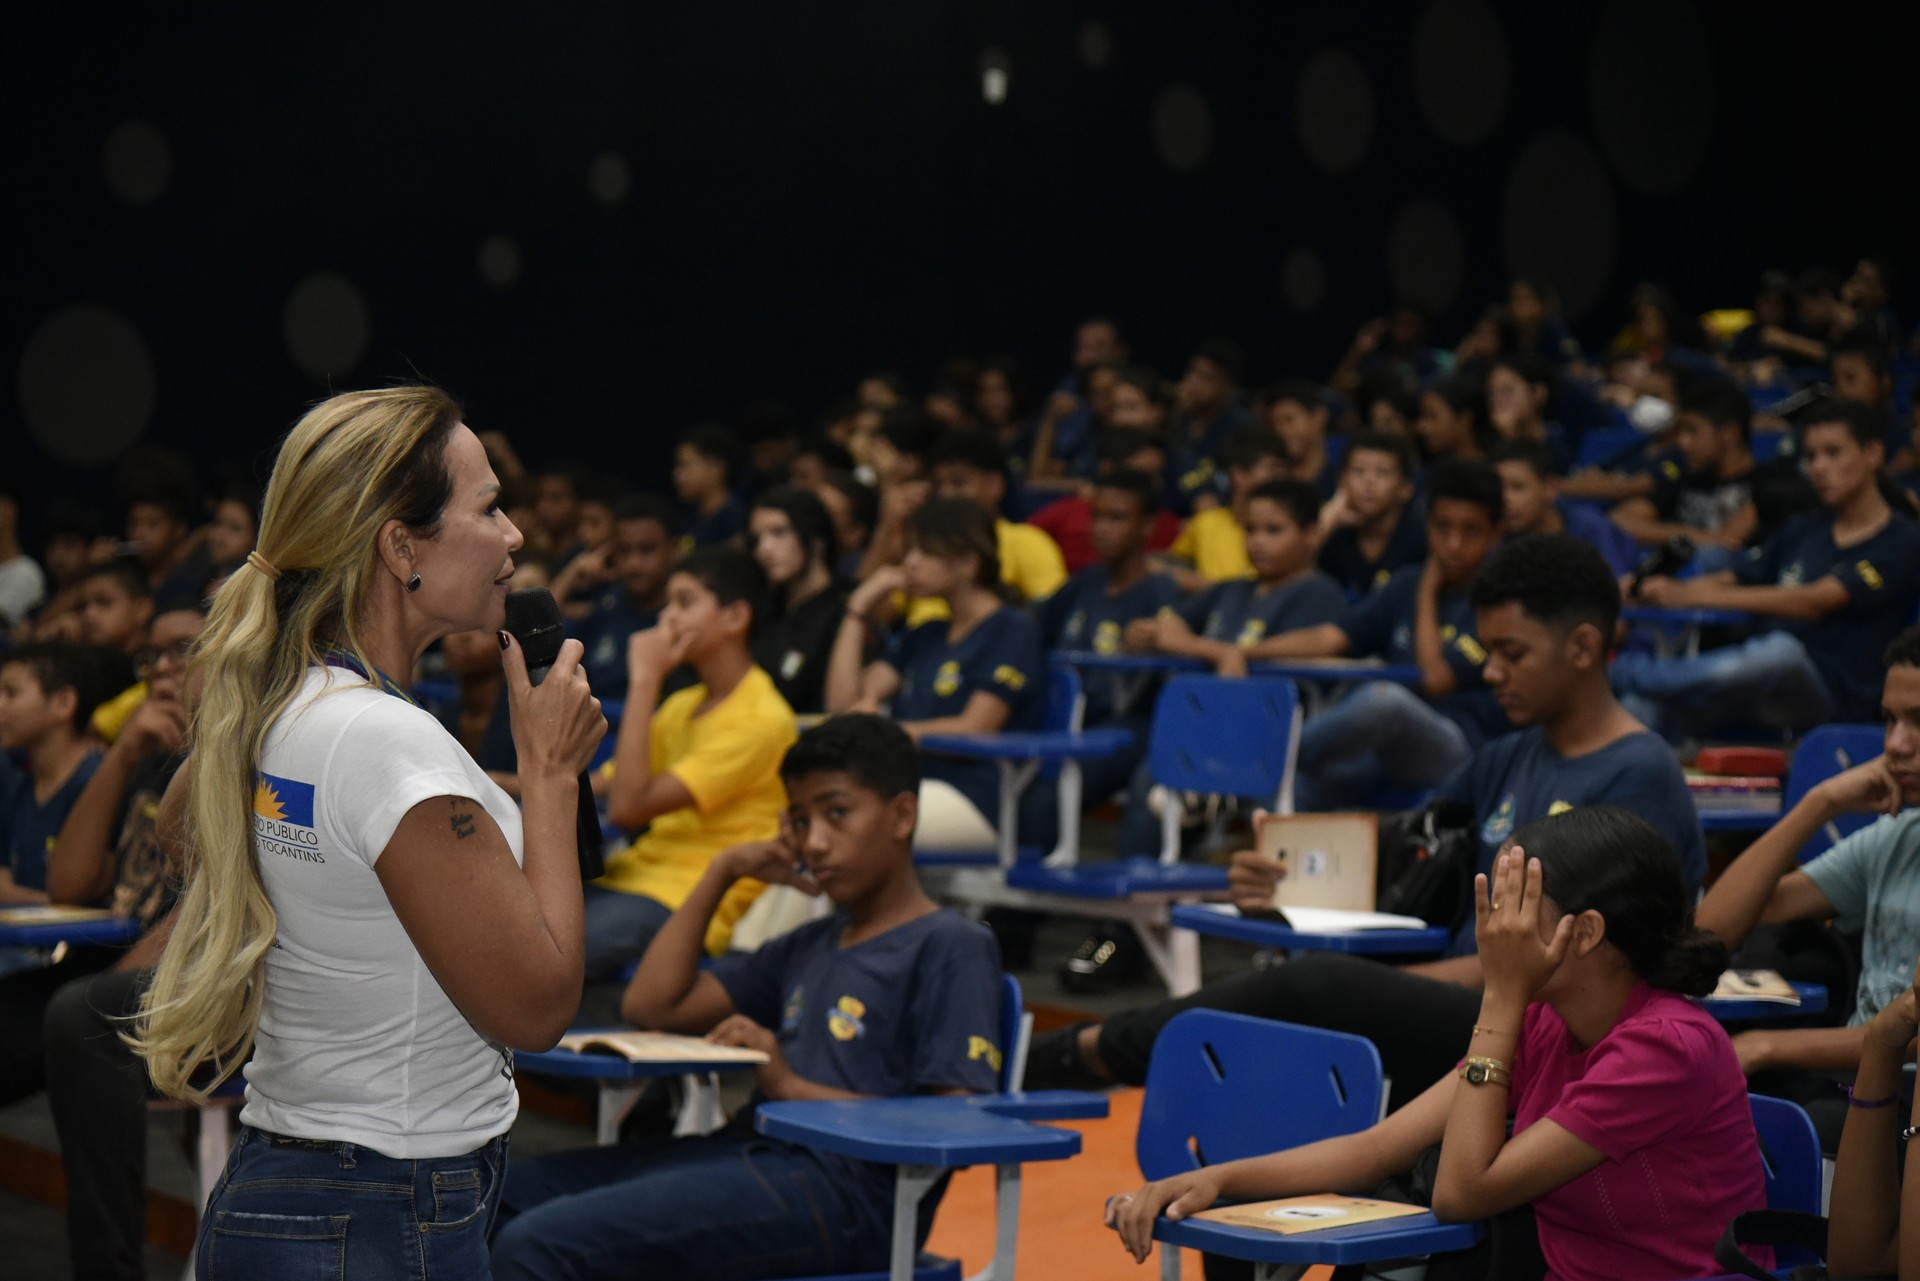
133;385;462;1100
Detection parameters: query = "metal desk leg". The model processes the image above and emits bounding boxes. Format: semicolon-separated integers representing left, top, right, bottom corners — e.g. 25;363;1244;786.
892;1165;944;1281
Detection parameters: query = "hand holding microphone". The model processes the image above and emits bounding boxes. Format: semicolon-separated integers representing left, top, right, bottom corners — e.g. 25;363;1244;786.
501;588;608;880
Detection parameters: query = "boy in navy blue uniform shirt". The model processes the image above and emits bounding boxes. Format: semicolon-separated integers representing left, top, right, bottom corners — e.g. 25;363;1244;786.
829;499;1047;853
1620;398;1920;740
1250;458;1507;809
1029;470;1181;850
1128;479;1348;678
0;643;106;973
493;715;1002;1280
673;424;749;548
1493;440;1642;577
1317;430;1426;597
572;495;679;700
1026;534;1706;1110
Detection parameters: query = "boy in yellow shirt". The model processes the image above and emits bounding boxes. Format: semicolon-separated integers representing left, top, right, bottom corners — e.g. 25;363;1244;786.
593;546;797;973
1163;426;1288;590
928;427;1067;603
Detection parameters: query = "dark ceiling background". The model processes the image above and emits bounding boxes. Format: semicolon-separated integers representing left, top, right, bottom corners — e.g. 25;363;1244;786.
4;1;1911;539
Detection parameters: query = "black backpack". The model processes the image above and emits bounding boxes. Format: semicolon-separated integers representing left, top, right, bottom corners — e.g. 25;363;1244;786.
1375;801;1479;935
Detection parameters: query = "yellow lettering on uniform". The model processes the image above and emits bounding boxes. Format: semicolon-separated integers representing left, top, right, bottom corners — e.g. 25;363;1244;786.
967;1035;1004;1073
1858;560;1884;590
1547;800;1574;816
1456;635;1487;665
993;665;1028;691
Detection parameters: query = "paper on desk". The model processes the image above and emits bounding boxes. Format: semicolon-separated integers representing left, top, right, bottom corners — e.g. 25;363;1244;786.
1195;1195;1426;1234
554;1030;770;1064
1706;969;1801;1004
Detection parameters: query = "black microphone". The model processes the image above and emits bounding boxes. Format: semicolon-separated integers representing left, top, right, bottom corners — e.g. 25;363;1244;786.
503;588;606;882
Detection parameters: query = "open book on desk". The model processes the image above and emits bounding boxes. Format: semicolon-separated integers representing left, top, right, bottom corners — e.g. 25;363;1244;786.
1195;1195;1427;1235
554;1030;771;1064
1187;903;1430;933
0;905;116;926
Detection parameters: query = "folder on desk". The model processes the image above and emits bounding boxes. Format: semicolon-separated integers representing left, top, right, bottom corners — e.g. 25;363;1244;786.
1257;812;1381;915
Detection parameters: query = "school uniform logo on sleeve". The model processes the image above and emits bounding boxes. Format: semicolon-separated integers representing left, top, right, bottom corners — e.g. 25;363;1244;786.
933;661;962;698
1481;793;1516;845
967;1035;1004;1073
828;995;867;1041
1857;560;1885;590
780;650;806;680
254;773;324;863
1547;800;1574;816
992;664;1028;692
1453;634;1487;666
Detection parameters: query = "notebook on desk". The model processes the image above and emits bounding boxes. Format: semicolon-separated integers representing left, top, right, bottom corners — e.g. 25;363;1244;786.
1257;812;1381;915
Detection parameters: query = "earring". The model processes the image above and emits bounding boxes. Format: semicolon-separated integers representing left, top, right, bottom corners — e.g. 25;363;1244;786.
406;573;422;593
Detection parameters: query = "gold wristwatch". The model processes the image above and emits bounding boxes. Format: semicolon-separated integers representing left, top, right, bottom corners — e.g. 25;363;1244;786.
1460;1056;1512;1087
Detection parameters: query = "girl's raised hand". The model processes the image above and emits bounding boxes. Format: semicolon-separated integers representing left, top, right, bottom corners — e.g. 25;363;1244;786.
1474;847;1573;1007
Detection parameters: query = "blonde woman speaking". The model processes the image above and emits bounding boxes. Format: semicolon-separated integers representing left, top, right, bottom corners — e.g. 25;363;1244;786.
135;386;604;1279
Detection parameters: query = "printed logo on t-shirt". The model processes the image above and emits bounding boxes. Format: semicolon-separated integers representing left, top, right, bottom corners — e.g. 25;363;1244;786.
933;661;962;698
1481;793;1516;845
967;1035;1004;1073
1092;619;1121;654
782;986;805;1034
828;995;867;1041
780;649;806;680
254;772;324;864
1237;619;1267;647
1780;560;1804;587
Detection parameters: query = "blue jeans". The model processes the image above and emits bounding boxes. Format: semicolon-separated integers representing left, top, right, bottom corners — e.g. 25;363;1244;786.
197;1126;508;1280
1611;630;1835;741
1295;681;1472;811
490;1131;891;1280
581;885;674;982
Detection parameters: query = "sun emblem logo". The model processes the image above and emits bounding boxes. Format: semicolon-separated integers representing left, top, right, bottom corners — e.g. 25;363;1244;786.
254;779;288;821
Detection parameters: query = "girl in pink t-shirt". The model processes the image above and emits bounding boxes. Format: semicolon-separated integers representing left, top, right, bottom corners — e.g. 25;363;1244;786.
1108;805;1770;1280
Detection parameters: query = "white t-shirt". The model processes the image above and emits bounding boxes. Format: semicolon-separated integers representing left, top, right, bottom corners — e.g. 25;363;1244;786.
240;665;523;1158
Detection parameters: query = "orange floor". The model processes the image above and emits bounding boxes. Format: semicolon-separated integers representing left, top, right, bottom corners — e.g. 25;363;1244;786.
924;1087;1332;1281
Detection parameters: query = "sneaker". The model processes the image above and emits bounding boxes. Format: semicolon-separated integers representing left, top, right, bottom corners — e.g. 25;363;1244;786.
1059;926;1147;994
1022;1022;1108;1091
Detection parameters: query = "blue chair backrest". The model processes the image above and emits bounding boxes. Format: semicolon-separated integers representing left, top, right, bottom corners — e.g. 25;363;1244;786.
1749;1094;1821;1214
1146;675;1300;806
997;974;1023;1093
1044;663;1084;733
1136;1011;1383;1180
1783;724;1885;861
